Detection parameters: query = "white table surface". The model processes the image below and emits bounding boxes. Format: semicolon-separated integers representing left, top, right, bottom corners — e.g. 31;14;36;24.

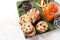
0;0;60;40
0;0;25;40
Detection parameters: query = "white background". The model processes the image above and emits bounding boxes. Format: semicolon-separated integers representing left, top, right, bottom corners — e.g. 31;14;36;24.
0;0;25;40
